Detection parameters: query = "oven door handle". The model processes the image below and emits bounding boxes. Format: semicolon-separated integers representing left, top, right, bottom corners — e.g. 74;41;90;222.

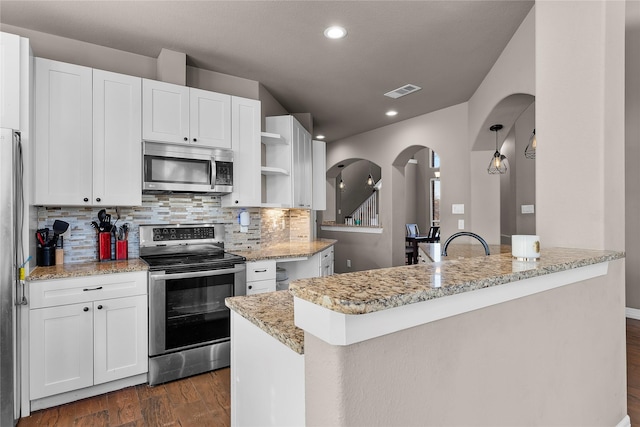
150;265;245;281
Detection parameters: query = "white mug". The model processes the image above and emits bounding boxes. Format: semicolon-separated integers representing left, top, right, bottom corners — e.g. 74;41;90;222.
512;235;540;260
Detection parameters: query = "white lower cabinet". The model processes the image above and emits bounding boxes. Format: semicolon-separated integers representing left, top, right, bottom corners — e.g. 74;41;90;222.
246;260;276;295
28;272;148;401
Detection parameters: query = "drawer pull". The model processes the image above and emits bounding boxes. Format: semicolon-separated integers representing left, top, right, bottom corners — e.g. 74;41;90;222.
97;305;103;310
83;307;89;312
83;286;103;291
253;269;268;273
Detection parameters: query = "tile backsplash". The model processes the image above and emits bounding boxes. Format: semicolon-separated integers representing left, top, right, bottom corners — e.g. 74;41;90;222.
38;194;310;264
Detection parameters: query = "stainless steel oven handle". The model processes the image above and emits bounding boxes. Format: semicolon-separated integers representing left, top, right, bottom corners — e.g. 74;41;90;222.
149;265;245;281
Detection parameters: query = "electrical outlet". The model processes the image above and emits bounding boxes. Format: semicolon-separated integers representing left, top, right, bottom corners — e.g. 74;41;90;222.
347;259;351;268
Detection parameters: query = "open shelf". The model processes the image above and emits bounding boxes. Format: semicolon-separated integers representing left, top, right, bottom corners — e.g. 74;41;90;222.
261;132;287;145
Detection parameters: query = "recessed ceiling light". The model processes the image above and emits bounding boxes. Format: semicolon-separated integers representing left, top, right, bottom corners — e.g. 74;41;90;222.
386;110;398;117
324;26;347;39
316;134;325;140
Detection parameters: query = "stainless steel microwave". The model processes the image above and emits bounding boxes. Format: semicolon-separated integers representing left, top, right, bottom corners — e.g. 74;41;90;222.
143;141;233;194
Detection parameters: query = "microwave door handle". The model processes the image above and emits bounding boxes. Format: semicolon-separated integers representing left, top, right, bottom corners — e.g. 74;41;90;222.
211;159;216;189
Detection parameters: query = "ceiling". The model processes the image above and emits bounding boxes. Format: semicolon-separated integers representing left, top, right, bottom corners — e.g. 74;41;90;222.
0;1;534;143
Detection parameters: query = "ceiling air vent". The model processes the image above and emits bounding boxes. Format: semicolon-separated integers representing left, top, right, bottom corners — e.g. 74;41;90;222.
384;84;422;99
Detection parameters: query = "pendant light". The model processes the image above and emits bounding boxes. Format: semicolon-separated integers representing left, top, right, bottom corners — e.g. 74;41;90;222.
487;124;508;175
525;129;536;159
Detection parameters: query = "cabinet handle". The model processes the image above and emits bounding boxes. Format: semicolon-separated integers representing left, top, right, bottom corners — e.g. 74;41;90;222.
83;286;103;291
254;269;267;273
184;137;188;141
83;307;89;312
83;198;89;202
97;305;103;310
248;285;253;290
193;138;197;142
235;200;239;204
96;197;101;202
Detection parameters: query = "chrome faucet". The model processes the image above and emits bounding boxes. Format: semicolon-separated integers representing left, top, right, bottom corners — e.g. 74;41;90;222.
441;232;490;256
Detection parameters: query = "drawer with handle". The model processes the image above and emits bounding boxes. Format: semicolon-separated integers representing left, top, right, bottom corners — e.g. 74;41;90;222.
246;260;276;282
29;271;147;309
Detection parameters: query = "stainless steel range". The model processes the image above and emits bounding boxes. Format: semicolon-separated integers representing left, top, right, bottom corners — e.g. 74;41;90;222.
139;224;246;386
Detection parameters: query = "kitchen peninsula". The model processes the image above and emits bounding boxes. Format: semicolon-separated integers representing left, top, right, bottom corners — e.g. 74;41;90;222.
226;247;626;426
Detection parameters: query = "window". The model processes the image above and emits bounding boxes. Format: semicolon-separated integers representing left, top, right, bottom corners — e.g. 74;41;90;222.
430;178;440;227
430;150;440;168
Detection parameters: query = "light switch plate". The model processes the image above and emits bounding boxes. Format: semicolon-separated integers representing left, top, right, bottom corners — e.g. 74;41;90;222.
521;204;535;214
452;204;465;214
458;219;464;230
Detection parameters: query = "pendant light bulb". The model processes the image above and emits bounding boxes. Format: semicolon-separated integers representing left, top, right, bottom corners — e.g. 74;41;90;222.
366;173;374;187
339;179;345;190
525;128;536;159
487;124;508;174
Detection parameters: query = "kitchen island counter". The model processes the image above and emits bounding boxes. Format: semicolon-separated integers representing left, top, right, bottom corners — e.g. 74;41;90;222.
289;247;623;315
28;258;148;281
231;238;336;262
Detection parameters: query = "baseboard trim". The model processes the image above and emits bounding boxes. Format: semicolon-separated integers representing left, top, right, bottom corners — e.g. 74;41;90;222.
615;415;630;427
626;307;640;320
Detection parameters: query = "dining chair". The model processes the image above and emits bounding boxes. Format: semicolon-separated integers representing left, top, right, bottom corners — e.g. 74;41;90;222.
405;223;419;236
426;226;440;242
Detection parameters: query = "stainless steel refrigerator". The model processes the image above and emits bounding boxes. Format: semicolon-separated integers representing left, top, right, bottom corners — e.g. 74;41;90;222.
0;127;25;426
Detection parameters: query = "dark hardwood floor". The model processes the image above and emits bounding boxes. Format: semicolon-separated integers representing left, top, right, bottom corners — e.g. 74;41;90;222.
17;368;231;427
17;320;640;426
628;318;640;424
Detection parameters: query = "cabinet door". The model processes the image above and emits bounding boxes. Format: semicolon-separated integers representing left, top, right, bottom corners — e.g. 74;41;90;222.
312;140;327;210
34;58;93;205
221;97;261;207
94;295;148;385
30;303;94;399
292;121;312;209
246;279;276;295
0;32;20;130
142;79;189;144
93;70;142;206
189;88;231;148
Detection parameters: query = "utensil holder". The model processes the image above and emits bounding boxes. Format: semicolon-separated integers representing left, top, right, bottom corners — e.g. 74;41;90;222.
116;240;128;260
98;232;111;261
36;247;55;266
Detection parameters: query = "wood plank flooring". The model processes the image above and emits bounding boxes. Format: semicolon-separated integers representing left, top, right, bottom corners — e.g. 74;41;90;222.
628;318;640;424
17;320;640;426
17;368;231;427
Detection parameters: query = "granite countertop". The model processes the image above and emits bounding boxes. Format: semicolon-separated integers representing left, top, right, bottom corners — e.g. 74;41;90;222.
28;258;149;281
232;239;337;261
419;242;512;262
288;247;625;315
226;290;303;354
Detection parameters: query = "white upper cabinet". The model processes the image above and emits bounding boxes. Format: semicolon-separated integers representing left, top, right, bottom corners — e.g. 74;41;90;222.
221;96;261;207
142;79;231;149
142;79;189;144
312;140;327;211
34;58;142;206
34;58;93;206
190;87;231;148
93;69;142;206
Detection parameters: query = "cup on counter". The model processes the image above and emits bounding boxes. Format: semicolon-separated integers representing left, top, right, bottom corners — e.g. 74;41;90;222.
511;235;540;261
36;246;55;266
116;240;128;260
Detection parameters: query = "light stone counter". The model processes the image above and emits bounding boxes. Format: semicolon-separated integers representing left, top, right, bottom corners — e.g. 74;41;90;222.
226;290;303;354
231;239;336;261
28;258;149;281
226;247;623;353
289;247;623;315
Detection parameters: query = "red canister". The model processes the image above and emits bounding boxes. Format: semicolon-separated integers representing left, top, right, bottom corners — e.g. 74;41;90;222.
98;232;111;261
